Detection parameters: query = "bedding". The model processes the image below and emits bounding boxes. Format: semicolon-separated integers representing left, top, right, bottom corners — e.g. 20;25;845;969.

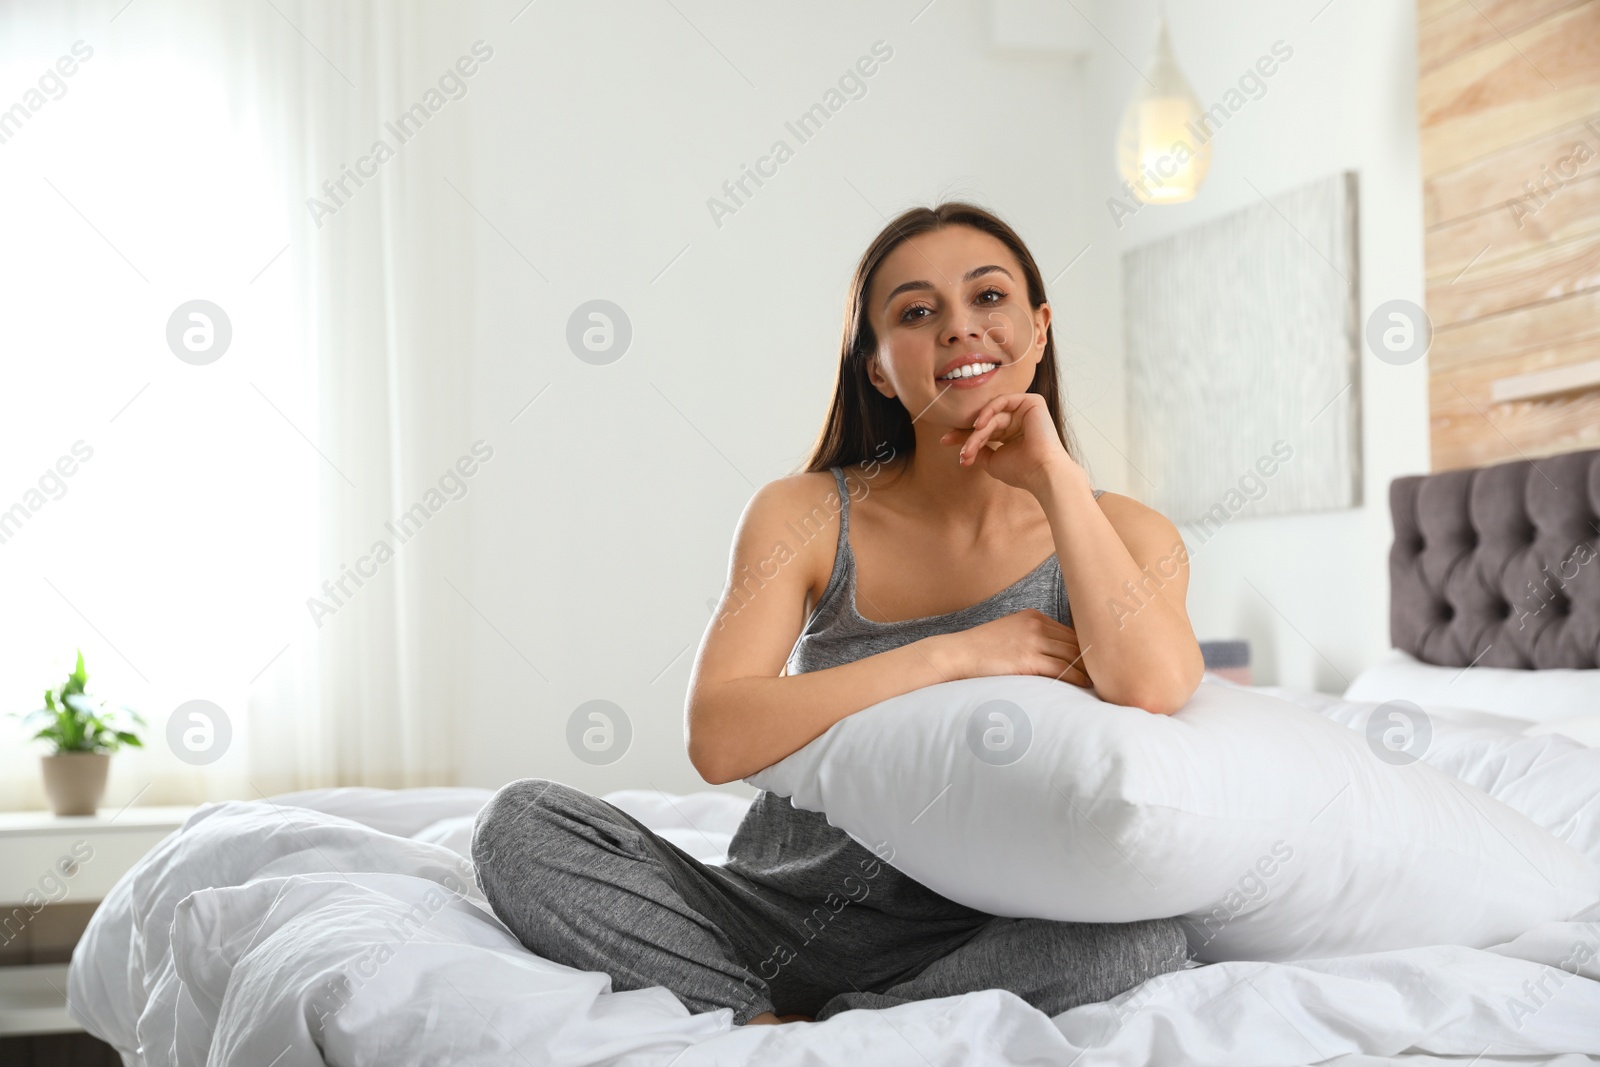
1526;714;1600;747
81;794;486;1067
1255;675;1600;748
747;676;1600;962
1345;648;1600;724
67;718;1600;1066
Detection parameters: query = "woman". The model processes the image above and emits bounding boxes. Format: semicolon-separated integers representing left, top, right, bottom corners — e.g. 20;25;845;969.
472;201;1205;1025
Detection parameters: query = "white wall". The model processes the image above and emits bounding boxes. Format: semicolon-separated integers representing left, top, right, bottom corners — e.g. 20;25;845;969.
1075;0;1428;692
450;0;1426;797
454;0;1113;796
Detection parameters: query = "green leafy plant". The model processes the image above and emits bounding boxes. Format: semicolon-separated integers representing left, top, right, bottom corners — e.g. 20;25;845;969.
14;649;145;754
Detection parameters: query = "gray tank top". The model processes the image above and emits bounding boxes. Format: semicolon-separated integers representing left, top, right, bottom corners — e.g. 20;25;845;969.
722;465;1104;917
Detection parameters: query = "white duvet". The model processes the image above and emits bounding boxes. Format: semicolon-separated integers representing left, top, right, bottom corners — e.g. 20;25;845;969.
70;695;1600;1067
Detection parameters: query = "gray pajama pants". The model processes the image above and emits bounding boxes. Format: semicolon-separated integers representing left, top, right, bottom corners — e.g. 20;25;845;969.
470;778;1190;1024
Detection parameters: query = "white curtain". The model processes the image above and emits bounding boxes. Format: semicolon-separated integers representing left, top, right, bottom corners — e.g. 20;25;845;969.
241;1;475;793
0;0;471;807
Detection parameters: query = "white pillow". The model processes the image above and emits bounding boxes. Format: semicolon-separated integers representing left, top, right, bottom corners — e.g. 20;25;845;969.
1345;648;1600;724
746;676;1600;962
1302;698;1600;867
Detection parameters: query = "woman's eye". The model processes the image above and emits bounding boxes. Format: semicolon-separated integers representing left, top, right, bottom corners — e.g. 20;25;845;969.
899;288;1004;322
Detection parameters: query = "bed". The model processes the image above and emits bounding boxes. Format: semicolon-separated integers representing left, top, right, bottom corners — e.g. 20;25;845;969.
67;447;1600;1066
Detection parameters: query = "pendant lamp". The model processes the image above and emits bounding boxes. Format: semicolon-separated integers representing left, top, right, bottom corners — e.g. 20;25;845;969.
1115;13;1210;204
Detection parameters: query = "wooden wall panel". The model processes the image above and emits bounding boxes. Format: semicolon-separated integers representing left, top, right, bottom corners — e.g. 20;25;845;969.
1425;171;1600;273
1423;114;1600;227
1418;3;1600;175
1430;288;1600;371
1417;0;1462;27
1420;0;1600;472
1425;229;1600;325
1419;0;1587;73
1430;340;1600;467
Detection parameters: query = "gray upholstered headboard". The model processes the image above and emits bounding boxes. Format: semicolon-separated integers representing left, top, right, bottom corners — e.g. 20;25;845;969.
1390;447;1600;670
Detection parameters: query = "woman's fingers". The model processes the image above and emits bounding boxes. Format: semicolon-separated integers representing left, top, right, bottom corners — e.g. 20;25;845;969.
1037;618;1079;642
971;395;1008;428
1048;648;1091;685
1037;628;1089;685
974;401;1017;435
969;394;1020;436
1040;656;1091;686
951;394;1044;463
960;425;992;462
965;413;1024;463
1040;637;1085;671
962;412;1019;463
980;411;1015;439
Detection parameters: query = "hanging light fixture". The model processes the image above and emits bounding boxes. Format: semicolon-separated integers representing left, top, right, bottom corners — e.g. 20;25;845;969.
1115;11;1210;204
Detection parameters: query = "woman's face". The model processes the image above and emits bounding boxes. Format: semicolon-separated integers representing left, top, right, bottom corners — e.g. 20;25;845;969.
865;225;1050;430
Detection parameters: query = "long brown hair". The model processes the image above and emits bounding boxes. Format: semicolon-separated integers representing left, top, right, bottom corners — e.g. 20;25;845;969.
800;201;1081;474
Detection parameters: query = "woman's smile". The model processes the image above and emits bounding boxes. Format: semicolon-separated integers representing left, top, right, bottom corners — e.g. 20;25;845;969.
936;354;1003;387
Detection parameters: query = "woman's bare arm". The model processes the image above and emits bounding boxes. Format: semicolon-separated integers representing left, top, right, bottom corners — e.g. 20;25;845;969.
939;392;1204;716
684;474;959;785
1038;468;1205;715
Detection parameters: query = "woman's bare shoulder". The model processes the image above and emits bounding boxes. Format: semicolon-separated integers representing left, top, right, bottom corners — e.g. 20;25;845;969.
744;469;844;520
730;470;847;602
733;469;851;558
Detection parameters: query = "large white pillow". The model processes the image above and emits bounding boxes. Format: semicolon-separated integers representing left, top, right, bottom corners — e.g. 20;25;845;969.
746;676;1600;962
1345;648;1600;724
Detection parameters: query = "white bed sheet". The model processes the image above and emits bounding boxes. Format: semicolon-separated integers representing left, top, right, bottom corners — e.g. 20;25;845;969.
68;687;1600;1067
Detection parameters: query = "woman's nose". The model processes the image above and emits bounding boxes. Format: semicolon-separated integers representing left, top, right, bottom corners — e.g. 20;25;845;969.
947;308;1008;349
945;310;986;346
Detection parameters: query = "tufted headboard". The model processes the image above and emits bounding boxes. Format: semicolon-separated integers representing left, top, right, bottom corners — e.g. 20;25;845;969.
1389;447;1600;670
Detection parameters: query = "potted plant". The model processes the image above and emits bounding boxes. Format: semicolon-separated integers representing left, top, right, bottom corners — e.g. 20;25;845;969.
14;650;145;816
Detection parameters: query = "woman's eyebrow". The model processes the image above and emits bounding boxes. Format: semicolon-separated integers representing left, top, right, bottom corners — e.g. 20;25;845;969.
881;264;1015;310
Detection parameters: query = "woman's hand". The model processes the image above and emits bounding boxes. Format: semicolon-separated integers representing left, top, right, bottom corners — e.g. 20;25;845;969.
938;392;1085;497
929;608;1093;688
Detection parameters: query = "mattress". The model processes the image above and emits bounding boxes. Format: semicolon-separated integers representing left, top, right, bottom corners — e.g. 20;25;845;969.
68;685;1600;1067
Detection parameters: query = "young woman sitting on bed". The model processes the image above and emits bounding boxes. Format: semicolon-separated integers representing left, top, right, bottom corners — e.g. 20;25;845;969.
472;201;1207;1025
